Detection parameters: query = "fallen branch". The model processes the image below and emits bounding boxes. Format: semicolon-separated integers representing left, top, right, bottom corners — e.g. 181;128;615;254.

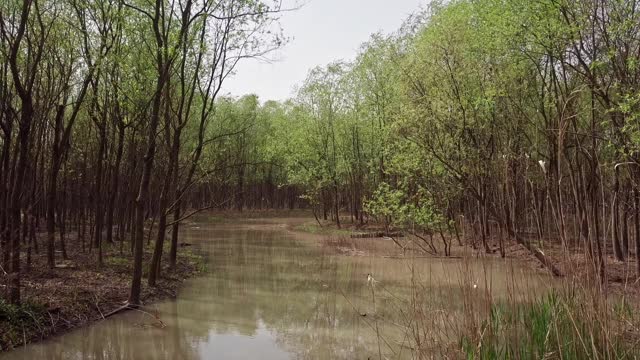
101;302;138;320
350;231;404;239
511;230;563;277
166;197;234;227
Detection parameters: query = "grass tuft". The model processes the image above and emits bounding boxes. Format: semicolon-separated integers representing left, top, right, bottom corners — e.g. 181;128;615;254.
0;299;48;350
460;290;640;359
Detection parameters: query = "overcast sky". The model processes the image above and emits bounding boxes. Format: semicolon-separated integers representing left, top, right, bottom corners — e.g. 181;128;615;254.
222;0;426;102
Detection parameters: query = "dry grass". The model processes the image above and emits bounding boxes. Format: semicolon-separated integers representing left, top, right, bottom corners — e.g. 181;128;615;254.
298;218;640;359
350;256;640;359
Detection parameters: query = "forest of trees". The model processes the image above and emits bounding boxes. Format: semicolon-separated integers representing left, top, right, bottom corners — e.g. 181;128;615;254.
252;0;640;279
0;0;288;306
2;0;640;309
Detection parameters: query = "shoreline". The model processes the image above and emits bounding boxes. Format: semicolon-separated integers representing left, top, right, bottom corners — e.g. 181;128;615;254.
283;216;640;296
0;232;205;352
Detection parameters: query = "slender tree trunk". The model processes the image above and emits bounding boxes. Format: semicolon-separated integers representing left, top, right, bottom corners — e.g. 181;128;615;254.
58;167;68;260
46;105;65;269
129;11;169;303
106;123;125;244
149;82;178;286
613;166;624;260
9;103;33;304
334;180;340;229
94;125;107;266
635;189;640;277
1;122;12;271
169;200;181;268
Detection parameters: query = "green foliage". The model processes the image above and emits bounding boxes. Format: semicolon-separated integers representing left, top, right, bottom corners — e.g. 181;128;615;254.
105;256;130;269
462;292;639;359
0;299;46;326
0;299;47;349
365;182;445;231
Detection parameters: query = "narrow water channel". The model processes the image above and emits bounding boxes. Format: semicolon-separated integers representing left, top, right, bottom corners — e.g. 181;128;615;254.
2;216;551;359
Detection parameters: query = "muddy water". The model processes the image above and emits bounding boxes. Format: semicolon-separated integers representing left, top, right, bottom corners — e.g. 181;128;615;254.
2;217;552;359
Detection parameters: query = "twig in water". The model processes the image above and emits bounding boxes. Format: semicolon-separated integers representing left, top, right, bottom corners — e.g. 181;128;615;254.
335;285;396;356
94;294;105;319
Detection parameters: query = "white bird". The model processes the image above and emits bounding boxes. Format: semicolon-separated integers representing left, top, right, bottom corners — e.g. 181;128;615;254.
367;273;377;286
538;159;547;174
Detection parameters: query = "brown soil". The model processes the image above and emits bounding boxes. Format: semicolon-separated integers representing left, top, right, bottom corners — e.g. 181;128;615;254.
504;240;640;298
285;217;640;299
0;230;203;351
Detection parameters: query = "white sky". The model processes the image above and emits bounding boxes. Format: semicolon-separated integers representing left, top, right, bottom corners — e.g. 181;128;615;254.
222;0;426;102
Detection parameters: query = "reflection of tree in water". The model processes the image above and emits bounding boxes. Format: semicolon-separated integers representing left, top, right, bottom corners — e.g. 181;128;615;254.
3;297;199;360
175;228;412;359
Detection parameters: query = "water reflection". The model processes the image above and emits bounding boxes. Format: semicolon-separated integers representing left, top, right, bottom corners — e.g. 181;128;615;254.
1;218;551;359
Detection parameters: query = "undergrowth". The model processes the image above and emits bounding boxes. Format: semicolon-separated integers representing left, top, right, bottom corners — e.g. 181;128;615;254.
359;260;640;359
0;299;47;350
460;290;639;359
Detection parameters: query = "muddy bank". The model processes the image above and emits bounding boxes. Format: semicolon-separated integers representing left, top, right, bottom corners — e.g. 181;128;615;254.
286;216;640;297
0;232;203;351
